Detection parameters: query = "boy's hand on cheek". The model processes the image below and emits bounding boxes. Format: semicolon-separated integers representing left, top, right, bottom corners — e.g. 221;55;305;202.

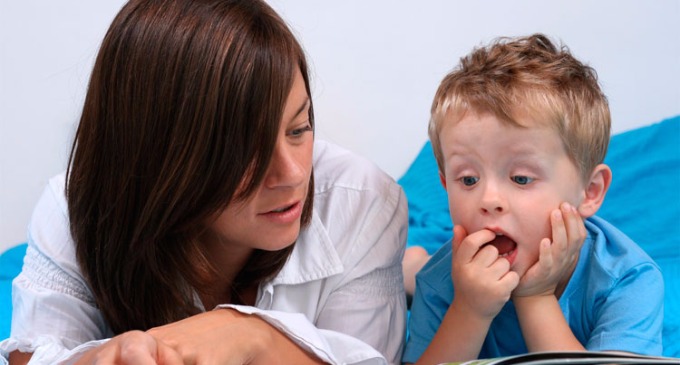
451;225;520;319
513;203;586;298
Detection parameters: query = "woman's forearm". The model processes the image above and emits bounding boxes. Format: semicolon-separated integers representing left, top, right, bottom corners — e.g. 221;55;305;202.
148;309;327;364
247;315;327;365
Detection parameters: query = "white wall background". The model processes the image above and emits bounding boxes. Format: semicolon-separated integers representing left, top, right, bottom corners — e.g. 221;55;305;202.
1;0;679;253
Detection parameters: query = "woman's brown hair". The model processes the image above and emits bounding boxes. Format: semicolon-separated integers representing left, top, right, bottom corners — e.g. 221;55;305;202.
66;0;314;334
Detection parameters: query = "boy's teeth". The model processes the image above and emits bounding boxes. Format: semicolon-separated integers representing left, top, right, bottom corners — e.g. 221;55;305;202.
498;246;516;258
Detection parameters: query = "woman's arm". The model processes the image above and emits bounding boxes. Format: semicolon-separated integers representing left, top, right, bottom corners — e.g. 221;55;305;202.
1;245;111;365
1;175;111;365
147;309;325;365
73;310;325;365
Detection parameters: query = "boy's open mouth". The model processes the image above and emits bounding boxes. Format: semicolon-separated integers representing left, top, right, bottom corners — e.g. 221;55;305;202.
483;234;517;258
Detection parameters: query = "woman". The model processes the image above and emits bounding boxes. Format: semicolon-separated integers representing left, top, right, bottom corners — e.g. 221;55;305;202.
0;0;407;364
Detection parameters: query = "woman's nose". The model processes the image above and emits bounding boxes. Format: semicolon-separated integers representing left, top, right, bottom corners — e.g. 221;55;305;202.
264;144;306;189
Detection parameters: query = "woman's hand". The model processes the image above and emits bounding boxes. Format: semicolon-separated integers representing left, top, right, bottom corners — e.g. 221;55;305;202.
74;330;183;365
146;309;266;364
513;202;586;298
75;309;323;364
451;225;519;320
148;309;324;365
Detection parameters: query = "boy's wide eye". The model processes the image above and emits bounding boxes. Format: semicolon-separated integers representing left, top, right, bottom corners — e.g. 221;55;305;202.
460;176;479;186
511;175;534;185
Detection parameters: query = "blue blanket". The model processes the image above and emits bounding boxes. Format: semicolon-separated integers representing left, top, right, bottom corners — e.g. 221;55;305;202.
0;244;26;340
398;115;680;357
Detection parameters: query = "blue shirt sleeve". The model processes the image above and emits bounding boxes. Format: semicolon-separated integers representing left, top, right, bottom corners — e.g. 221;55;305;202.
403;240;454;364
570;216;665;355
586;261;664;354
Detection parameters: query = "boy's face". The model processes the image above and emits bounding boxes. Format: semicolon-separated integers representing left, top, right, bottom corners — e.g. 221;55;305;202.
439;112;586;278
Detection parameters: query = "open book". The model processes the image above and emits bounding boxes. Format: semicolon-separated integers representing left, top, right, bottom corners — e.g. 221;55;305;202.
442;351;680;365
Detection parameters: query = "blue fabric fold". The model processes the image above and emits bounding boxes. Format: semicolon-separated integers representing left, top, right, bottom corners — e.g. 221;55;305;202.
0;243;27;340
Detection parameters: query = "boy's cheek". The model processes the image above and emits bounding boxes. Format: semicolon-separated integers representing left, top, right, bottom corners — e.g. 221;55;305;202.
448;200;464;225
513;246;541;276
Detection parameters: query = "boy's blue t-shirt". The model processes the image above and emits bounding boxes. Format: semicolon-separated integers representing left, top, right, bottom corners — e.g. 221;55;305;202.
403;216;664;362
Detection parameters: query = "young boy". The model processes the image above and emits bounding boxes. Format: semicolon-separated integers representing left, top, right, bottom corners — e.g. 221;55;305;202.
403;34;664;364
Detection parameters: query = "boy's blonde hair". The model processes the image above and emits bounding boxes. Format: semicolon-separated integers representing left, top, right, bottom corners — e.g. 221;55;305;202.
429;34;611;183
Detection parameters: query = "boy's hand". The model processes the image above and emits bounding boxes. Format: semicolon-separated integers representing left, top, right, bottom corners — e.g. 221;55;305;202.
451;225;520;319
513;203;586;298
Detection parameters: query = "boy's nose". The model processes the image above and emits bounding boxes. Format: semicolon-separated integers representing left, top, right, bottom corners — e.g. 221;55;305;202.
480;183;506;215
481;203;504;214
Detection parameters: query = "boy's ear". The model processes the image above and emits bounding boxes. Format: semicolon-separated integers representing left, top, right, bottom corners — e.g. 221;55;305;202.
439;172;447;189
578;164;612;218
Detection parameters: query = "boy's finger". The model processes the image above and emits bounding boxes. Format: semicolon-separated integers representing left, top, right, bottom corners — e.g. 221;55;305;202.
489;256;512;278
451;225;467;253
456;229;496;263
538;238;553;270
550;207;567;254
563;203;586;254
500;270;520;292
475;244;501;267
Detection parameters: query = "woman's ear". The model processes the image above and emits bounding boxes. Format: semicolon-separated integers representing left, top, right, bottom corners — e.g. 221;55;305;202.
578;164;612;218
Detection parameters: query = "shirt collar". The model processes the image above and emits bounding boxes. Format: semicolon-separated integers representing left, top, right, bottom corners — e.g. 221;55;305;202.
270;210;344;285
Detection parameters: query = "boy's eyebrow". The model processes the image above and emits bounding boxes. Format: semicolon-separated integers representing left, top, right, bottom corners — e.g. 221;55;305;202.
444;145;546;162
444;145;475;157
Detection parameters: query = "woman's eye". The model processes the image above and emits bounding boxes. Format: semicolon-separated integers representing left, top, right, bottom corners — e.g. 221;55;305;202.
460;176;479;186
511;175;534;185
290;124;312;137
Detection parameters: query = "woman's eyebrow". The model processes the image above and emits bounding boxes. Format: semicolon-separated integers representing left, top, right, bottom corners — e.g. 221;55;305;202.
291;98;310;120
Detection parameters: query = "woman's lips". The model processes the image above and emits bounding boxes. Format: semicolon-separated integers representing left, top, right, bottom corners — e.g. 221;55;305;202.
259;201;302;224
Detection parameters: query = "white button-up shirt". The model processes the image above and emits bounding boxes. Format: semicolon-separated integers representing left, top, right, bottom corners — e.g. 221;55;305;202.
0;140;408;365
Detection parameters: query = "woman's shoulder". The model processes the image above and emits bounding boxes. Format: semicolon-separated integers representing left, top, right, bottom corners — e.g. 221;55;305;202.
303;140;407;269
311;140;405;230
312;139;399;196
42;172;69;212
30;171;70;239
26;172;82;279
